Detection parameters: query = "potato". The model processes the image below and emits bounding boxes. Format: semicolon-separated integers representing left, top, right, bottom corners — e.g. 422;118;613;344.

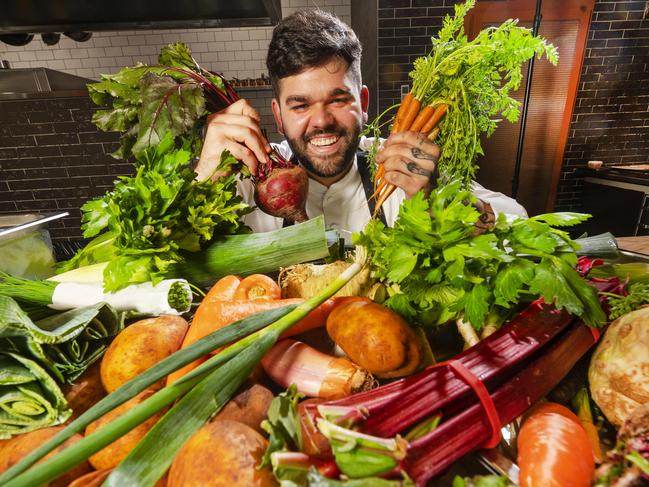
327;300;424;378
213;383;274;435
62;360;106;419
0;426;91;487
101;314;189;393
85;389;165;470
168;420;276;487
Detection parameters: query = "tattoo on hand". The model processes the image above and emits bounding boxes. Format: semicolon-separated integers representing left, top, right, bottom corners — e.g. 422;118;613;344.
406;161;433;178
411;147;438;162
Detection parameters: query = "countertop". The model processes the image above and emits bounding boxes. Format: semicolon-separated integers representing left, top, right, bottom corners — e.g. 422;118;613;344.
617;236;649;256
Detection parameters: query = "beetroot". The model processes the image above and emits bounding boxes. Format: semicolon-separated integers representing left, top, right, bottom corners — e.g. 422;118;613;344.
254;155;309;223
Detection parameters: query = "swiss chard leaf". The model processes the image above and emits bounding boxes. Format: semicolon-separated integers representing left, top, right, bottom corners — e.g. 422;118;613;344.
131;73;205;158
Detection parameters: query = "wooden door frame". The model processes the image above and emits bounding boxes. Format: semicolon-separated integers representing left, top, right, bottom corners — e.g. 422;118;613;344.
465;0;595;211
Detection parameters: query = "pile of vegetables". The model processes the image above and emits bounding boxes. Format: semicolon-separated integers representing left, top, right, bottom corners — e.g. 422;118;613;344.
2;2;649;486
368;0;558;209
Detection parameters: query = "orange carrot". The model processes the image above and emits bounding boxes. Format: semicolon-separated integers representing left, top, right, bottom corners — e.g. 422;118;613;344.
518;406;595;487
232;274;281;301
421;103;447;134
409;105;436;133
392;93;414;134
202;275;241;303
261;339;374;399
399;96;422;133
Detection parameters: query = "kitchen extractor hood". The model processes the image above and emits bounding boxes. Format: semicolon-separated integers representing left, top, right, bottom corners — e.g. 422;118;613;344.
0;0;282;35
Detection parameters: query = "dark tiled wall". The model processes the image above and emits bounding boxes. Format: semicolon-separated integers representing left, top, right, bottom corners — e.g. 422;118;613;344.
0;88;279;241
0;96;123;240
377;0;649;211
556;0;649;210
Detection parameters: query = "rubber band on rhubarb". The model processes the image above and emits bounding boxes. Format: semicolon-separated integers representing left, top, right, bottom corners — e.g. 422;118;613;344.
444;359;501;449
587;326;600;342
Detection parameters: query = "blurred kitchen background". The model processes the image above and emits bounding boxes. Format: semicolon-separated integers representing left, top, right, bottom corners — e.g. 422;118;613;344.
1;0;649;243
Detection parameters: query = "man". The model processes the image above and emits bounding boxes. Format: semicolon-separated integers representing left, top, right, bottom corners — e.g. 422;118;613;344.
195;10;526;242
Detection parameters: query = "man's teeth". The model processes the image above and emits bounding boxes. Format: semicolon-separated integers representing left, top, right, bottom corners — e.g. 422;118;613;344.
309;136;339;146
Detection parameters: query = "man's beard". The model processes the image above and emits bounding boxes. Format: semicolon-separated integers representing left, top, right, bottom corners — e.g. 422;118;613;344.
285;123;362;179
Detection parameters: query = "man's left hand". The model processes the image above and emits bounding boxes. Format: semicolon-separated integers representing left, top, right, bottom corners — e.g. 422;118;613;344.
375;132;441;199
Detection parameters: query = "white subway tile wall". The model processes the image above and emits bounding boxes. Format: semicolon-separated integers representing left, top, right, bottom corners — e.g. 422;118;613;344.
0;0;351;81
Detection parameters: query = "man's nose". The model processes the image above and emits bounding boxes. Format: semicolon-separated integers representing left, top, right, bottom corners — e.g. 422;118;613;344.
310;103;336;128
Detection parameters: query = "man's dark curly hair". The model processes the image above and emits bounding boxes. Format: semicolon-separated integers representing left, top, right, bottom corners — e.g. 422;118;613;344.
266;9;362;97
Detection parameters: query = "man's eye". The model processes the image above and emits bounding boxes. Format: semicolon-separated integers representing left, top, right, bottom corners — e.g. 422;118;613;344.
291;104;307;111
331;98;348;105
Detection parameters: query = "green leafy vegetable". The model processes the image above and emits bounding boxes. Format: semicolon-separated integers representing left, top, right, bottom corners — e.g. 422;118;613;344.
0;351;70;439
452;475;515;487
0;296;123;383
260;384;304;469
60;133;250;291
605;282;649;320
355;180;605;330
88;43;232;160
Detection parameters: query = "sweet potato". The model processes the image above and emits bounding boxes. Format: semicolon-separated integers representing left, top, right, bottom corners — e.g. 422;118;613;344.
168;420;276;487
62;360;105;419
0;426;91;487
67;468;168;487
213;383;274;435
326;300;424;378
85;389;165;470
100;314;189;393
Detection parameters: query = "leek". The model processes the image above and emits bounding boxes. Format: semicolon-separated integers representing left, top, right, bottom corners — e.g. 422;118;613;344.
574;232;619;258
4;252;366;487
0;273;192;315
0;352;70;439
0;297;123;383
179;215;335;287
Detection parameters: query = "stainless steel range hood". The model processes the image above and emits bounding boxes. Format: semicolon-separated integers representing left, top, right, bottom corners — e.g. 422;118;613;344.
0;0;282;34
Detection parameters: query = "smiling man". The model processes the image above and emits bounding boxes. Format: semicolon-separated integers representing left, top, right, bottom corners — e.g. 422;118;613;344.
195;10;526;241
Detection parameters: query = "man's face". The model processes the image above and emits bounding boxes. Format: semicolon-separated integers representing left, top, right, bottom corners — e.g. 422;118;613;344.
271;57;369;180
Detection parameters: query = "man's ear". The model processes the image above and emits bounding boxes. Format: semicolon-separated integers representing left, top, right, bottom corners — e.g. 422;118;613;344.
360;85;369;124
271;98;284;135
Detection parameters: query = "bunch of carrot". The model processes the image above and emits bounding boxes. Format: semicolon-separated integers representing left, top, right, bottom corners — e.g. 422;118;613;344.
371;95;448;215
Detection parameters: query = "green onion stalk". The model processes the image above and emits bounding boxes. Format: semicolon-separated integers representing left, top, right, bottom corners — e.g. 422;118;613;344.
2;251;367;487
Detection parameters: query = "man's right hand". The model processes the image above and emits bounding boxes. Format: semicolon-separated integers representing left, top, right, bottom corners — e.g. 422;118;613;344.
194;99;272;181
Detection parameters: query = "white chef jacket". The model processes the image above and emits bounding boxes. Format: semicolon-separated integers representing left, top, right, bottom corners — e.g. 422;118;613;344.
237;138;527;243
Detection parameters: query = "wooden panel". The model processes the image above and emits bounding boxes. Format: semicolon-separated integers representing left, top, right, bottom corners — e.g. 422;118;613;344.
465;0;594;215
